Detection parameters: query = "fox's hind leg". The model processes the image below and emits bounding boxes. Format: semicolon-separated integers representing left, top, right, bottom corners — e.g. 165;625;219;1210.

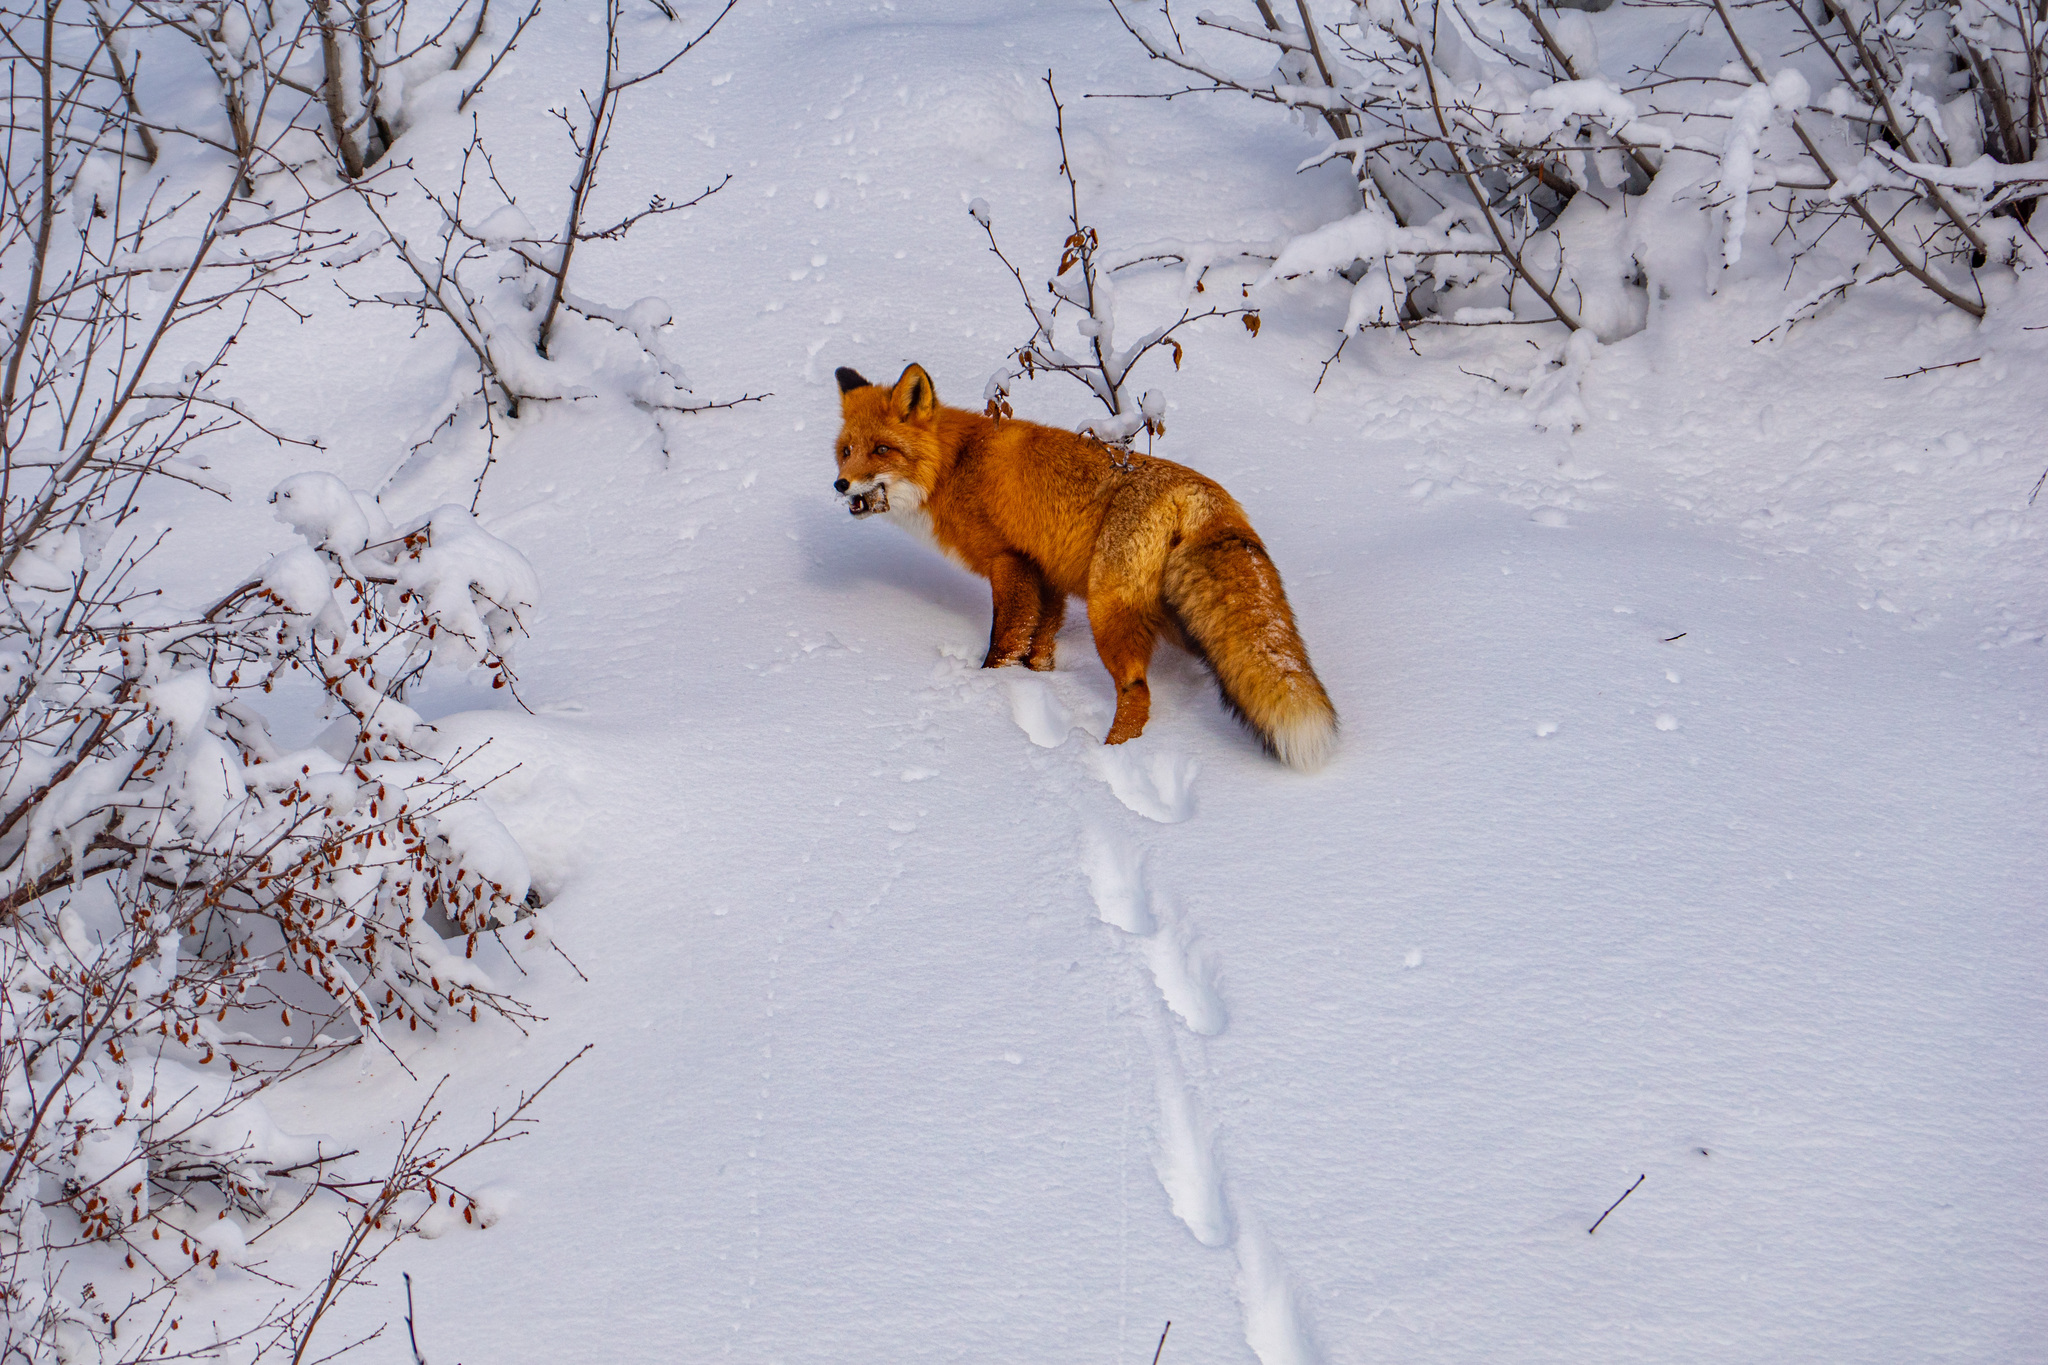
983;553;1047;668
1026;577;1065;671
1088;597;1158;744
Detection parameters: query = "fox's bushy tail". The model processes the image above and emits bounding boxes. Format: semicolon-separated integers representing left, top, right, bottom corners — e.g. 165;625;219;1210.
1163;525;1338;771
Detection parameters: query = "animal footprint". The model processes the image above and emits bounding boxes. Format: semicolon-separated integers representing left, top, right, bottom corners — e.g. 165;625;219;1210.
1090;743;1198;824
1145;929;1227;1036
1084;831;1227;1031
1234;1223;1318;1365
1005;675;1073;748
1082;828;1156;934
1150;1050;1232;1248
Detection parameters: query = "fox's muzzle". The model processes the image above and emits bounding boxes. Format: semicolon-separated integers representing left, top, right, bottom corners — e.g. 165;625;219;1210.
846;483;889;517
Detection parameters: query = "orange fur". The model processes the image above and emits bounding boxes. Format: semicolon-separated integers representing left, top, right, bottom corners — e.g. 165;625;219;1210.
832;364;1337;770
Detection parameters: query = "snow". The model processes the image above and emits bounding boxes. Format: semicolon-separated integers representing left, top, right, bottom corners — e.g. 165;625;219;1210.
473;205;537;245
1510;78;1658;147
271;471;375;552
1258;209;1495;333
47;0;2048;1362
394;504;542;667
1711;70;1810;269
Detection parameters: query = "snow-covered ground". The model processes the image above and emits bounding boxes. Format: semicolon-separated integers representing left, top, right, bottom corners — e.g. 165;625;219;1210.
112;0;2046;1360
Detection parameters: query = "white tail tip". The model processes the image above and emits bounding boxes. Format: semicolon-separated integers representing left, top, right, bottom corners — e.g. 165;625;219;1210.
1270;708;1338;772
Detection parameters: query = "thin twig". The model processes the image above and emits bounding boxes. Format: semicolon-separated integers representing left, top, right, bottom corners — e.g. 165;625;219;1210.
452;0;492;69
1588;1173;1645;1234
1510;0;1657;182
87;2;158;163
458;0;545;111
1398;0;1583;331
404;1273;428;1364
1883;357;1980;380
643;390;773;414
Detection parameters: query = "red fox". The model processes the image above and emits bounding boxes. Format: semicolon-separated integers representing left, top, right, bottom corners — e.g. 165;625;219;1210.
831;363;1336;770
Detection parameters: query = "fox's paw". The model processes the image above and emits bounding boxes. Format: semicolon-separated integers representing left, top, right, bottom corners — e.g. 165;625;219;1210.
1104;680;1151;745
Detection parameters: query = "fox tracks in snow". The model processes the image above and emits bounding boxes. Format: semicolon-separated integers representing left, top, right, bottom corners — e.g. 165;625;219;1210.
912;646;1316;1365
979;664;1314;1365
1004;674;1073;749
1001;671;1198;822
1091;745;1199;825
1082;830;1226;1037
1080;817;1316;1365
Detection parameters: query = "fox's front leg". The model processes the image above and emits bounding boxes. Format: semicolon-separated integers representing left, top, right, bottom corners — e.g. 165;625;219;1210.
983;553;1047;668
1026;575;1065;672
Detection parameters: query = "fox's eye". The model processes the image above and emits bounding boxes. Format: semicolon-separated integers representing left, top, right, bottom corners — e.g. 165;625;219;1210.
838;446;849;461
872;444;893;457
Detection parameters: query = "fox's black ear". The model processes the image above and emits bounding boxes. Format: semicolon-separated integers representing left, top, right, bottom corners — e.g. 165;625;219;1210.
891;363;937;422
835;367;871;394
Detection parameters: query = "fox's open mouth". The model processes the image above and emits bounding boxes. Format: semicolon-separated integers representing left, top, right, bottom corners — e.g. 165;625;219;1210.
848;485;890;517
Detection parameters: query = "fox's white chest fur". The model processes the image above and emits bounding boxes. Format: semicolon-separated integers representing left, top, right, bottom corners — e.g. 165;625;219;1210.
881;483;968;569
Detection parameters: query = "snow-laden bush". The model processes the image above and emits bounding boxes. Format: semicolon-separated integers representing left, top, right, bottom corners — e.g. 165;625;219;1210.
0;2;725;1359
0;467;551;1359
1107;0;2048;355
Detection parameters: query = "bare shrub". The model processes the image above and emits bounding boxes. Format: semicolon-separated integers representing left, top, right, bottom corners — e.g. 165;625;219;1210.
974;74;1264;452
115;0;538;184
1103;0;2047;360
0;4;607;1360
344;0;762;504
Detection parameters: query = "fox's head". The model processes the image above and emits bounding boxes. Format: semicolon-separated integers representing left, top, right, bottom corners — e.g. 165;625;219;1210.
832;363;942;518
